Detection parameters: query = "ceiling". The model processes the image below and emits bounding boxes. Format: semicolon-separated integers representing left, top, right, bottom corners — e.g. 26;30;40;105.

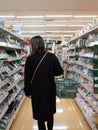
0;0;98;41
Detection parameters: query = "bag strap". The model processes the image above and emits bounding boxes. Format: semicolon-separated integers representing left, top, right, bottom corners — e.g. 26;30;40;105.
30;51;48;84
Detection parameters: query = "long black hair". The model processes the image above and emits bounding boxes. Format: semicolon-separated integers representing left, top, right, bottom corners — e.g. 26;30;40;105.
30;36;45;55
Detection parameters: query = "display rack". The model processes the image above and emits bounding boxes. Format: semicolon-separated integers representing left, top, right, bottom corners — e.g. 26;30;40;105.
0;26;26;130
67;25;98;129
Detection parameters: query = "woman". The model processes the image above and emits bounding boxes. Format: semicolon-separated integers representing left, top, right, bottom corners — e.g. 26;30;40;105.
24;36;63;130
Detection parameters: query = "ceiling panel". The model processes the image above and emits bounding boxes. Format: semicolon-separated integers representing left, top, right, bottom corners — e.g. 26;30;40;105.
0;0;98;40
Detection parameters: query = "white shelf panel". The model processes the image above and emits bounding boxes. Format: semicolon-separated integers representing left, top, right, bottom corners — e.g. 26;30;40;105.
0;78;9;89
75;70;93;82
13;96;25;119
6;118;13;130
8;77;23;91
75;61;93;70
8;88;22;105
79;82;98;100
7;56;22;61
0;92;8;104
68;68;93;82
79;54;93;58
0;67;6;74
78;89;98;113
7;67;22;76
0;105;8;120
6;96;25;130
0;54;8;59
80;82;93;93
75;99;97;130
0;42;25;50
68;46;75;50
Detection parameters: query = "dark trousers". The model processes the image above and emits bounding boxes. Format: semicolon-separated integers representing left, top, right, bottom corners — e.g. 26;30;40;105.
38;115;54;130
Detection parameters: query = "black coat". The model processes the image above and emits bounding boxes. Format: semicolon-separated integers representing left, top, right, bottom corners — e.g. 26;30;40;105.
24;52;63;121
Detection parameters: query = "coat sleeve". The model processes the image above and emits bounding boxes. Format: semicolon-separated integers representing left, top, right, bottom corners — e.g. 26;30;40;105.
53;55;63;76
24;57;32;96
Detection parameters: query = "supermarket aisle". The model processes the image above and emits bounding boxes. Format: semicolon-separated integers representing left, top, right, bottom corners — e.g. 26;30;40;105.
10;97;91;130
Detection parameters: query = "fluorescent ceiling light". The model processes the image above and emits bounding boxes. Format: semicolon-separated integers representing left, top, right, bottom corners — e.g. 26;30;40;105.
0;15;15;18
41;34;72;37
46;24;84;27
46;24;66;27
12;25;23;27
74;15;97;18
45;15;73;17
7;20;44;23
24;25;45;27
17;15;44;18
21;31;45;33
70;20;92;22
67;24;85;27
46;30;77;33
22;34;73;37
64;34;73;36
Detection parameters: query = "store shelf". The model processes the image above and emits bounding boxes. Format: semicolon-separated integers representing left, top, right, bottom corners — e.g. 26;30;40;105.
0;92;8;104
68;68;93;82
0;54;8;59
8;88;22;105
0;78;9;89
75;61;93;70
8;77;23;91
0;26;26;44
78;89;98;113
68;54;76;57
0;105;8;120
78;54;93;58
67;25;98;44
80;82;98;99
75;70;93;82
7;56;22;61
13;96;25;120
68;46;75;50
0;42;25;50
80;82;93;93
6;96;25;130
6;118;13;130
75;98;97;130
0;25;26;130
0;67;7;74
7;67;22;76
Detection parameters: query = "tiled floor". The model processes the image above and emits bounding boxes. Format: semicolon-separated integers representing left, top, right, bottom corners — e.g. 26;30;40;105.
10;97;91;130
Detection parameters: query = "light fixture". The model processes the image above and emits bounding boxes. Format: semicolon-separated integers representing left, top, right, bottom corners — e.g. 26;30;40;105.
24;25;45;27
7;20;44;23
17;15;44;18
45;15;73;17
67;24;85;27
64;34;73;36
46;30;77;33
74;15;97;18
46;24;66;27
12;25;23;27
46;24;84;27
21;31;45;33
0;15;15;18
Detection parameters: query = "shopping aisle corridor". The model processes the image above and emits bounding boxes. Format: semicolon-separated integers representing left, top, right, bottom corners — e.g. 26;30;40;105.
10;97;91;130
